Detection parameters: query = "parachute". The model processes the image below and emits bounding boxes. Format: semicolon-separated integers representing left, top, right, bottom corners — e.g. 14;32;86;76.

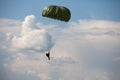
42;5;71;22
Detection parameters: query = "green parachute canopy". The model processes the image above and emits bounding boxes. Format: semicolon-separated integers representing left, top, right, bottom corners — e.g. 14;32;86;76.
42;5;71;22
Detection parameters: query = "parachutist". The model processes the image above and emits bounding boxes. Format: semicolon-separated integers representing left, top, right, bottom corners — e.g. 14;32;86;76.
46;52;50;60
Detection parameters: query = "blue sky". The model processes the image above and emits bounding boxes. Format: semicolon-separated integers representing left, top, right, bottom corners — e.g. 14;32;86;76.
0;0;120;22
0;0;120;80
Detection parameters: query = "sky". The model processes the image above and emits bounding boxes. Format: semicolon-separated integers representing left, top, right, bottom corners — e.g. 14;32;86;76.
0;0;120;22
0;0;120;80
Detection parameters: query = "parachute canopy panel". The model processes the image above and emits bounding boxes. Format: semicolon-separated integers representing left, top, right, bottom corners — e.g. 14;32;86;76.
42;5;71;22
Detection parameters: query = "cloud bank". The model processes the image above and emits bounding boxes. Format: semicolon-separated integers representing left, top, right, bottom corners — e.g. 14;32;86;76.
0;15;120;80
11;15;54;53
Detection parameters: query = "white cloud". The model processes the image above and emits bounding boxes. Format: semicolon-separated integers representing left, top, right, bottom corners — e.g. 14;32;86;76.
11;15;54;53
0;16;120;80
0;18;21;34
64;20;120;40
69;19;120;30
113;57;120;61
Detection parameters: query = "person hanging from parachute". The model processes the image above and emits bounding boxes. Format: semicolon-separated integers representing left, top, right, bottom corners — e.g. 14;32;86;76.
46;52;50;60
42;5;71;60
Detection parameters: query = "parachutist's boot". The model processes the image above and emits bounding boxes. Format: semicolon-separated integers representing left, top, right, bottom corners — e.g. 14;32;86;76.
46;52;50;60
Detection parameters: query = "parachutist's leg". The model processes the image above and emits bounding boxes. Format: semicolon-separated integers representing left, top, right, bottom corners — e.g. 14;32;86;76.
48;56;50;60
48;52;50;60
